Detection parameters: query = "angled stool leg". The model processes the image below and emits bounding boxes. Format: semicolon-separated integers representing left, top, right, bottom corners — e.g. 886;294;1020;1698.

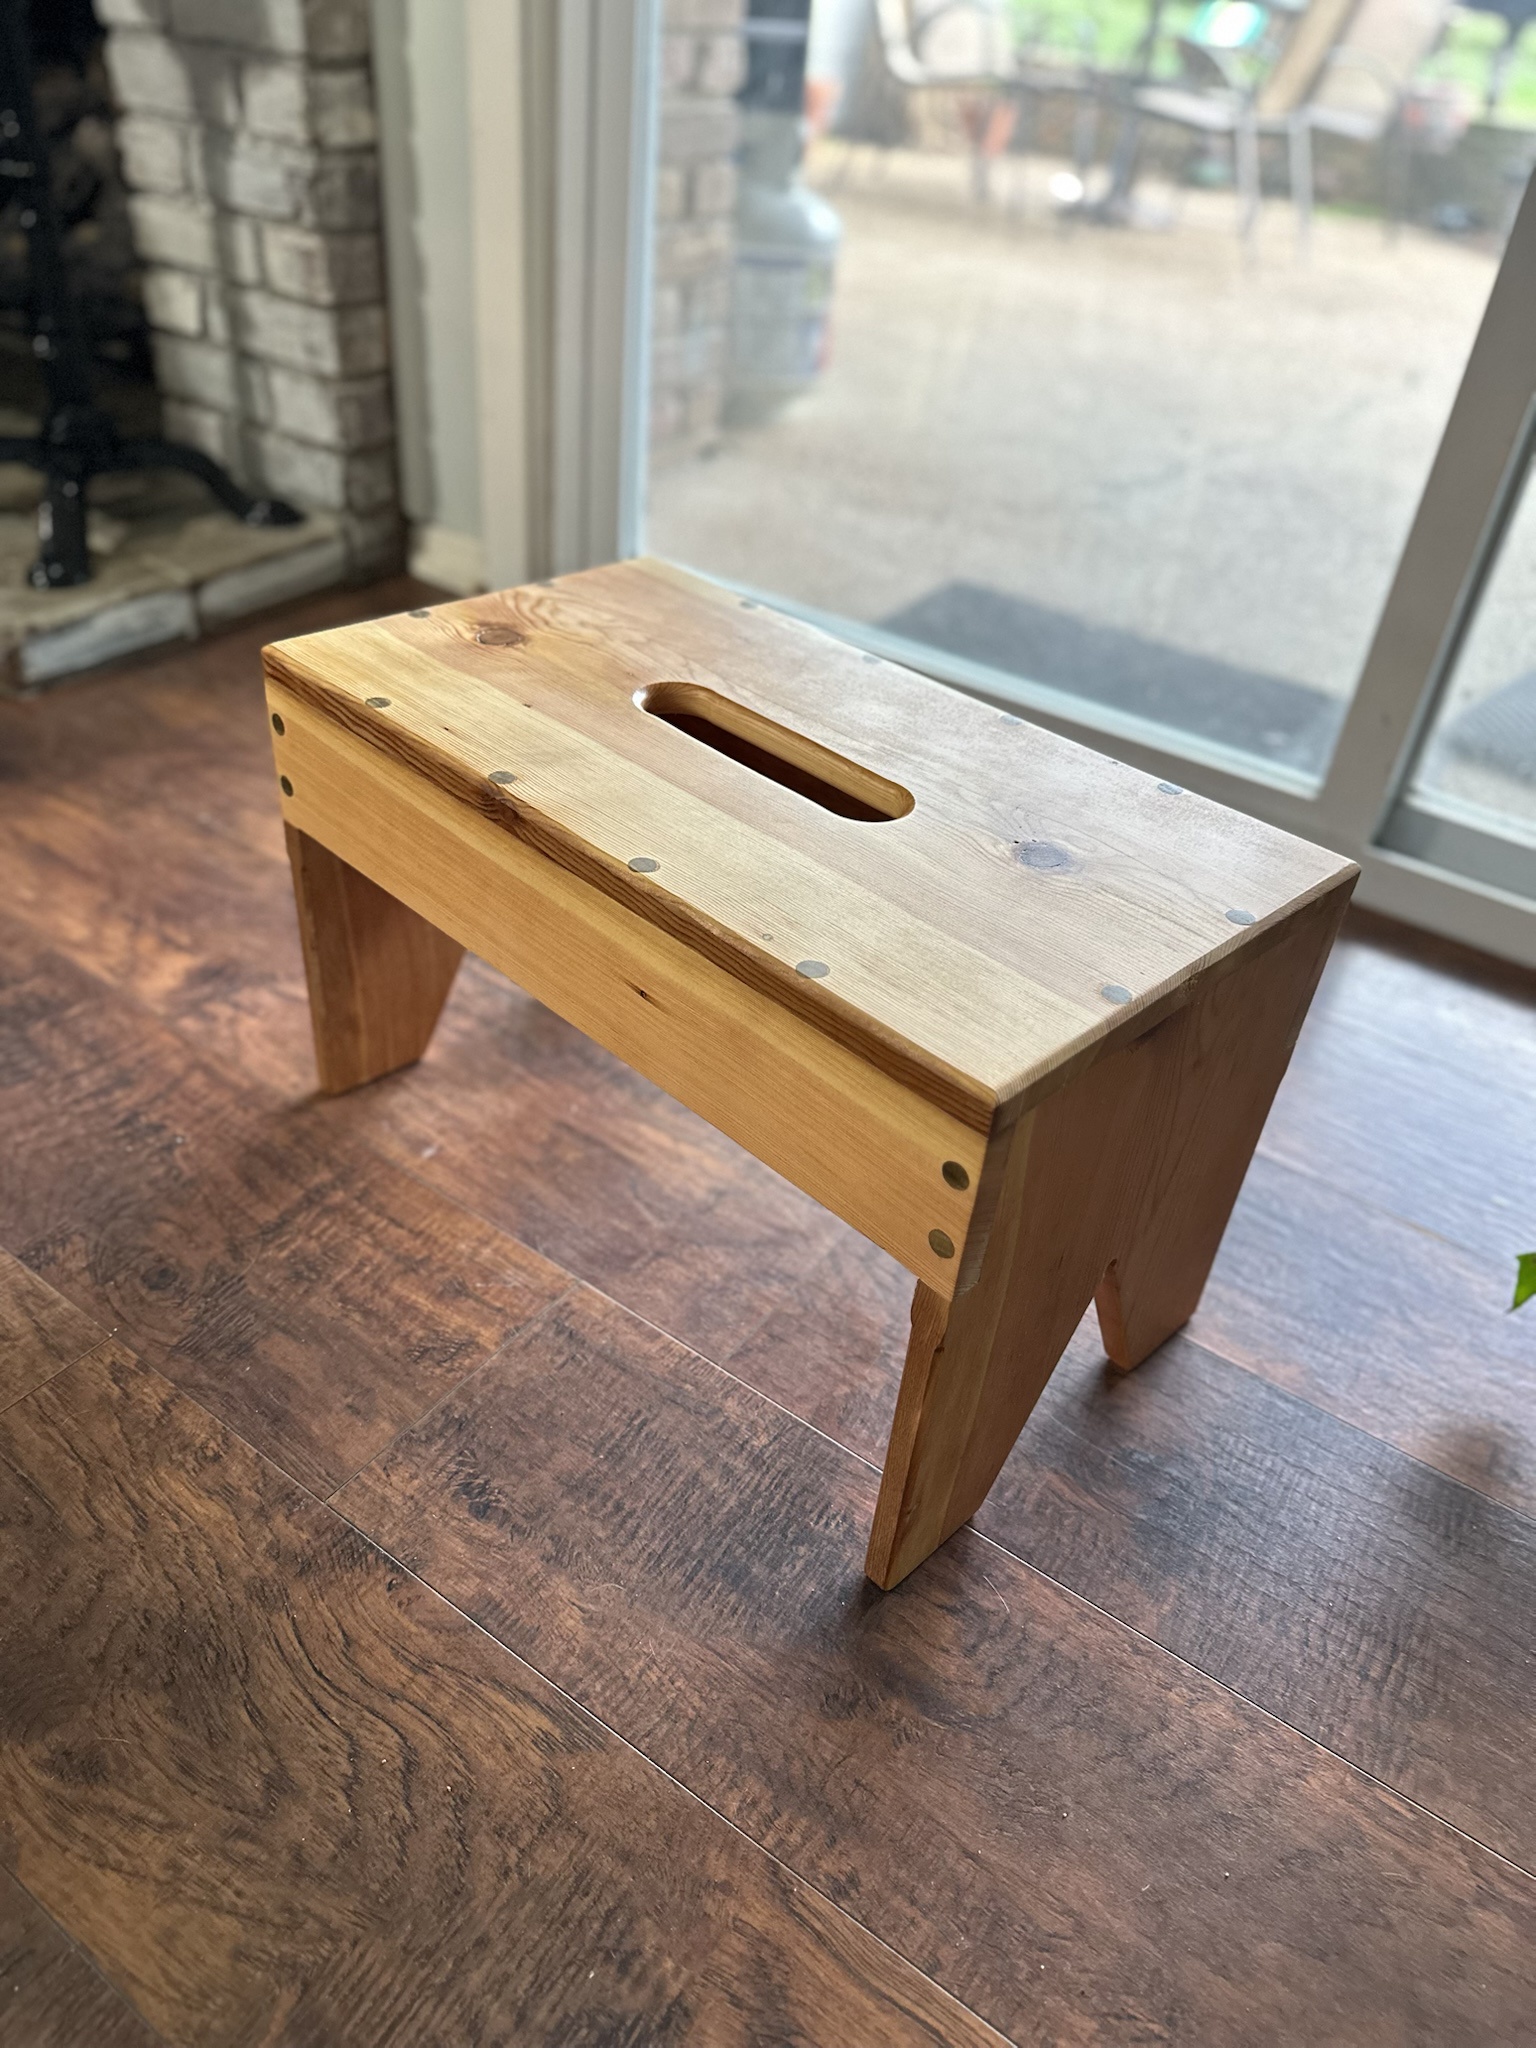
1092;890;1346;1368
865;889;1348;1590
286;824;464;1094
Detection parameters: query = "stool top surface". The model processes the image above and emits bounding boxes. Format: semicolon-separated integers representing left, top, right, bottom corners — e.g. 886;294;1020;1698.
266;557;1356;1128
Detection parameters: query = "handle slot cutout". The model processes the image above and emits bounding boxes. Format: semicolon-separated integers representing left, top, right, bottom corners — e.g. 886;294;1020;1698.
637;681;913;823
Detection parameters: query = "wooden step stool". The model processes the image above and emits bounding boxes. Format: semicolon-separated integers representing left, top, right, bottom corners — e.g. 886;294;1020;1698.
265;560;1357;1588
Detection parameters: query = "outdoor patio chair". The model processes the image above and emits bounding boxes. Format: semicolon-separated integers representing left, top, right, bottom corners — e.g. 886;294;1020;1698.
1133;0;1335;238
1284;0;1452;235
1134;0;1450;241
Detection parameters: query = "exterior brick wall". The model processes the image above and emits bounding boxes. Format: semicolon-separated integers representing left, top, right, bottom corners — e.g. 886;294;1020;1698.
97;0;398;572
653;0;745;463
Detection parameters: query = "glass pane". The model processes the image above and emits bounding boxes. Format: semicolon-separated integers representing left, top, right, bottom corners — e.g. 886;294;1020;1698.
643;0;1505;782
1399;445;1536;849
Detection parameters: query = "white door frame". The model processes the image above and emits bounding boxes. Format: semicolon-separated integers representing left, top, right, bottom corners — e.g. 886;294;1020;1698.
463;0;660;590
502;7;1536;968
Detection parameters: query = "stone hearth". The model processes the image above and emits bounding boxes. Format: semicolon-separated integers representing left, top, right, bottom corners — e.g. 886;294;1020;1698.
0;411;341;689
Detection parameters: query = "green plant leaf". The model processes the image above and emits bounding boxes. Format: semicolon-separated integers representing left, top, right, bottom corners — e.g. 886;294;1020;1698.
1513;1253;1536;1312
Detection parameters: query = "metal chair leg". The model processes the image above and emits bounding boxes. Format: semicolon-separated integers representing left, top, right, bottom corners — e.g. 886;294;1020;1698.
1289;113;1313;254
1236;112;1261;243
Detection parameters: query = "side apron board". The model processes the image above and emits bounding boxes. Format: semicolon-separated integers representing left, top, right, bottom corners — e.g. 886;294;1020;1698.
865;886;1352;1589
268;679;985;1297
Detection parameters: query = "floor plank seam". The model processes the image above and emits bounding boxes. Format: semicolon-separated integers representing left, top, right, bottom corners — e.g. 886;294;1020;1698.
555;1285;1536;1887
606;1290;894;1472
0;1333;121;1421
331;1283;1536;1905
1253;1131;1514;1268
324;1505;1021;2048
964;1521;1536;1891
604;1288;1536;1855
91;1322;1536;1909
7;1333;1016;2040
319;1284;582;1502
1169;1317;1536;1536
391;1274;1536;1887
6;1865;173;2048
13;1112;1534;1896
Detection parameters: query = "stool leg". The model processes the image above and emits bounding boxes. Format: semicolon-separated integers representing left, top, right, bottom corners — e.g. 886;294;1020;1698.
286;824;463;1094
1091;891;1345;1370
865;890;1348;1589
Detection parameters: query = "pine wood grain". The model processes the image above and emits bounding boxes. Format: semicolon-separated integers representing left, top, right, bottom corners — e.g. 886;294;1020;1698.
265;561;1356;1117
312;952;869;1366
285;824;464;1092
0;1343;1002;2048
1092;891;1347;1365
0;1868;161;2048
334;1284;1536;2048
268;563;1351;1572
0;923;567;1495
0;1245;107;1412
264;663;1075;1136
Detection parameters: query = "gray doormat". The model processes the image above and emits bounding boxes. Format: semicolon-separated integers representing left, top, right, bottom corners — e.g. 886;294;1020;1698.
879;582;1344;774
1439;670;1536;782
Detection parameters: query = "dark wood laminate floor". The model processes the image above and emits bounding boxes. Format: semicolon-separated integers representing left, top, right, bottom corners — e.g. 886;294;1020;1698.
2;582;1534;2047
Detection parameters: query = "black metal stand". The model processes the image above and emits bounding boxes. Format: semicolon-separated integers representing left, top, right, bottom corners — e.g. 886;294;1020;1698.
0;0;300;588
